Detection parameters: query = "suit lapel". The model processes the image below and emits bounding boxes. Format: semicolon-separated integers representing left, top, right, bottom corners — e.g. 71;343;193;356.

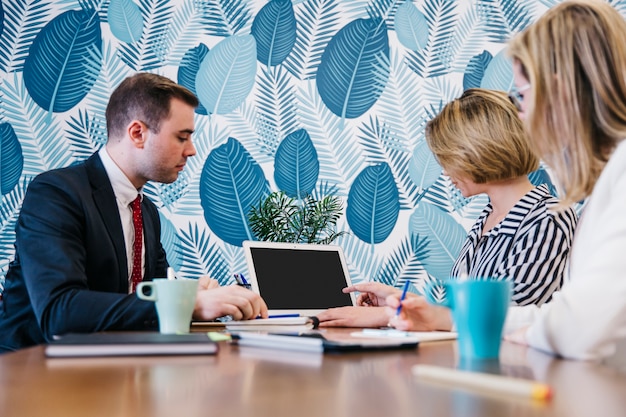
85;154;129;291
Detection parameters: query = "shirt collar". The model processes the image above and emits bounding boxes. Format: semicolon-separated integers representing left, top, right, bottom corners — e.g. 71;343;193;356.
98;147;142;206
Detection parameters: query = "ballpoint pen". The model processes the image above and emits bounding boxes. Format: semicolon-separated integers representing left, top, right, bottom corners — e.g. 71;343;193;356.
395;280;411;319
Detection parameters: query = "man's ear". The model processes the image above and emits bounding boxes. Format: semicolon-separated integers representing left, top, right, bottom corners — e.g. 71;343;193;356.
127;120;148;148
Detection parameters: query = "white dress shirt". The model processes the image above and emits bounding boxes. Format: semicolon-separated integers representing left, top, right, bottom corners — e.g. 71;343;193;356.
505;140;626;361
98;148;144;293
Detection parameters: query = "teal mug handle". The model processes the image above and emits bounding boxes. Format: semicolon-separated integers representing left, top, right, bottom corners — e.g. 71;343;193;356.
136;282;157;302
423;281;452;309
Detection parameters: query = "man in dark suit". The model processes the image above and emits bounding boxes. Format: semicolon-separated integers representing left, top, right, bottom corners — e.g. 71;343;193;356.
0;73;267;352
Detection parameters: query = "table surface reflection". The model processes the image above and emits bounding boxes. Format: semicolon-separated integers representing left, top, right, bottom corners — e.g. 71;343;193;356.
1;329;625;417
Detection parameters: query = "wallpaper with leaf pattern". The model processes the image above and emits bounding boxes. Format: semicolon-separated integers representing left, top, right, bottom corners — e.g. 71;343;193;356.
2;0;619;295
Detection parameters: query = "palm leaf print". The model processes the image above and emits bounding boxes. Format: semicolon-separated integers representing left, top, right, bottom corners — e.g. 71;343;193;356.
528;167;557;197
394;2;428;51
117;0;172;71
408;138;441;195
23;9;102;113
1;123;23;195
283;0;340;80
347;163;400;245
316;17;390;119
195;34;257;115
375;234;429;289
274;128;320;199
0;0;51;73
197;0;252;37
405;0;456;78
199;137;270;247
178;43;210;115
477;0;533;43
1;179;27;280
409;200;466;280
65;109;104;162
463;50;492;90
251;0;297;67
107;0;143;43
176;223;230;283
481;48;514;91
256;66;299;155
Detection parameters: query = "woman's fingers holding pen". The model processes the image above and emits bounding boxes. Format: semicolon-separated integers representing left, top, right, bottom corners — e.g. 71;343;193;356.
385;295;453;332
343;282;401;306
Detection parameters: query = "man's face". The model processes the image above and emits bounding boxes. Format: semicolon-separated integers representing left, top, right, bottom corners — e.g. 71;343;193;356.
139;98;196;184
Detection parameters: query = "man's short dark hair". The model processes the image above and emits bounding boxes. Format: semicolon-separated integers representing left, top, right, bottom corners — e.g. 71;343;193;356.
105;72;199;140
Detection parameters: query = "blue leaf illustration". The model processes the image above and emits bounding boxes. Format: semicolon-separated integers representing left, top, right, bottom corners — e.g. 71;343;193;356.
23;9;102;113
1;123;23;195
408;139;441;192
0;1;4;38
317;18;390;119
528;167;557;197
159;212;183;272
274;128;319;199
251;0;297;67
195;35;258;115
463;50;492;90
481;49;514;91
347;163;400;245
200;137;270;247
178;43;210;115
394;2;428;51
408;201;466;280
107;0;143;43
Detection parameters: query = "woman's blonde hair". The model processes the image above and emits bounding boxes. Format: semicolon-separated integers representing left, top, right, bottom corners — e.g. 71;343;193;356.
426;88;538;184
508;0;626;205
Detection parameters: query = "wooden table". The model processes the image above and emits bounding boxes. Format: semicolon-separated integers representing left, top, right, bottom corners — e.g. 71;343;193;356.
1;329;625;417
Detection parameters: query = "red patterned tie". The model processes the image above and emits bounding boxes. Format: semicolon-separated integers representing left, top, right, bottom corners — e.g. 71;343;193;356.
130;196;143;292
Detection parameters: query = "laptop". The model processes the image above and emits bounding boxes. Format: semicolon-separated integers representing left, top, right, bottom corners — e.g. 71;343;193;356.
242;241;357;316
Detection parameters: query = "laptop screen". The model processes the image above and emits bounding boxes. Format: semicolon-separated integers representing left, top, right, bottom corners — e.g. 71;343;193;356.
243;241;355;314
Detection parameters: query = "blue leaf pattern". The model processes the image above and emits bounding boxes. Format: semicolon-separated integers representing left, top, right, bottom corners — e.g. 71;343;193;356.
251;0;297;67
528;167;557;197
195;35;258;115
274;128;319;199
408;139;441;193
178;43;210;115
481;48;514;91
347;163;400;245
199;137;270;247
394;2;428;51
1;123;23;195
463;50;492;90
159;212;183;272
317;18;390;119
107;0;143;43
409;201;466;280
23;9;102;113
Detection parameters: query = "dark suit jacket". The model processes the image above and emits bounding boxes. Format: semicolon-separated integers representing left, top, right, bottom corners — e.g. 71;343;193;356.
0;154;167;352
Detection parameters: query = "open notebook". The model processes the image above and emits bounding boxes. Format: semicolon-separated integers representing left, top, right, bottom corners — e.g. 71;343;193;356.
242;241;357;316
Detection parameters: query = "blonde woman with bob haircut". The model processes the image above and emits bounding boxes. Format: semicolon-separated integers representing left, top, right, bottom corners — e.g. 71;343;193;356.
317;89;576;329
498;0;626;361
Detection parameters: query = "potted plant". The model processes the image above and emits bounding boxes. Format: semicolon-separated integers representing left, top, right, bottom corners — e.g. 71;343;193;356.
248;191;347;244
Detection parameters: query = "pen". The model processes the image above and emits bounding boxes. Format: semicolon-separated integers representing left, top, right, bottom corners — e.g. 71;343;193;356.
412;365;552;401
395;280;411;318
233;273;244;285
267;314;300;319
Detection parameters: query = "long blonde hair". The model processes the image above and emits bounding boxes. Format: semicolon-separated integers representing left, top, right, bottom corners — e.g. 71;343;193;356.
508;0;626;205
426;88;538;183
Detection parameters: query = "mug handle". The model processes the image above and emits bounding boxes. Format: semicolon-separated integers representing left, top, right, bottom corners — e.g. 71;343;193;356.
423;281;452;309
136;282;157;301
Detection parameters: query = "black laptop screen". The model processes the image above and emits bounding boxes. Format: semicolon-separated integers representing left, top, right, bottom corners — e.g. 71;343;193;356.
249;247;353;309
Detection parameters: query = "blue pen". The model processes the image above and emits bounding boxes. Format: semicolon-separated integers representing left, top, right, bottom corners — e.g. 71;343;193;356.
239;274;249;285
395;280;411;318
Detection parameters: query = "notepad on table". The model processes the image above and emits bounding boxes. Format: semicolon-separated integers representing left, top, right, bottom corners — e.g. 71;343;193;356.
350;329;458;342
224;316;319;332
45;332;219;358
233;331;419;353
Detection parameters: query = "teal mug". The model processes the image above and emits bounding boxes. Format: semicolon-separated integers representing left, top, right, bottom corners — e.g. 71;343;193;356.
424;279;512;359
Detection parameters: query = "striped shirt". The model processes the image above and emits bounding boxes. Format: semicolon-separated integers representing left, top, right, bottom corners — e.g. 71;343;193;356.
450;184;577;306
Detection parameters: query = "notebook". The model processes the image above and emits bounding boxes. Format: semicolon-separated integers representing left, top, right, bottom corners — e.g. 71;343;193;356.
45;332;219;358
233;331;419;353
242;241;356;316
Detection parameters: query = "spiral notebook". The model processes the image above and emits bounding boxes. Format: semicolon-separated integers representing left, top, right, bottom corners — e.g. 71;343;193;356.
242;241;357;316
